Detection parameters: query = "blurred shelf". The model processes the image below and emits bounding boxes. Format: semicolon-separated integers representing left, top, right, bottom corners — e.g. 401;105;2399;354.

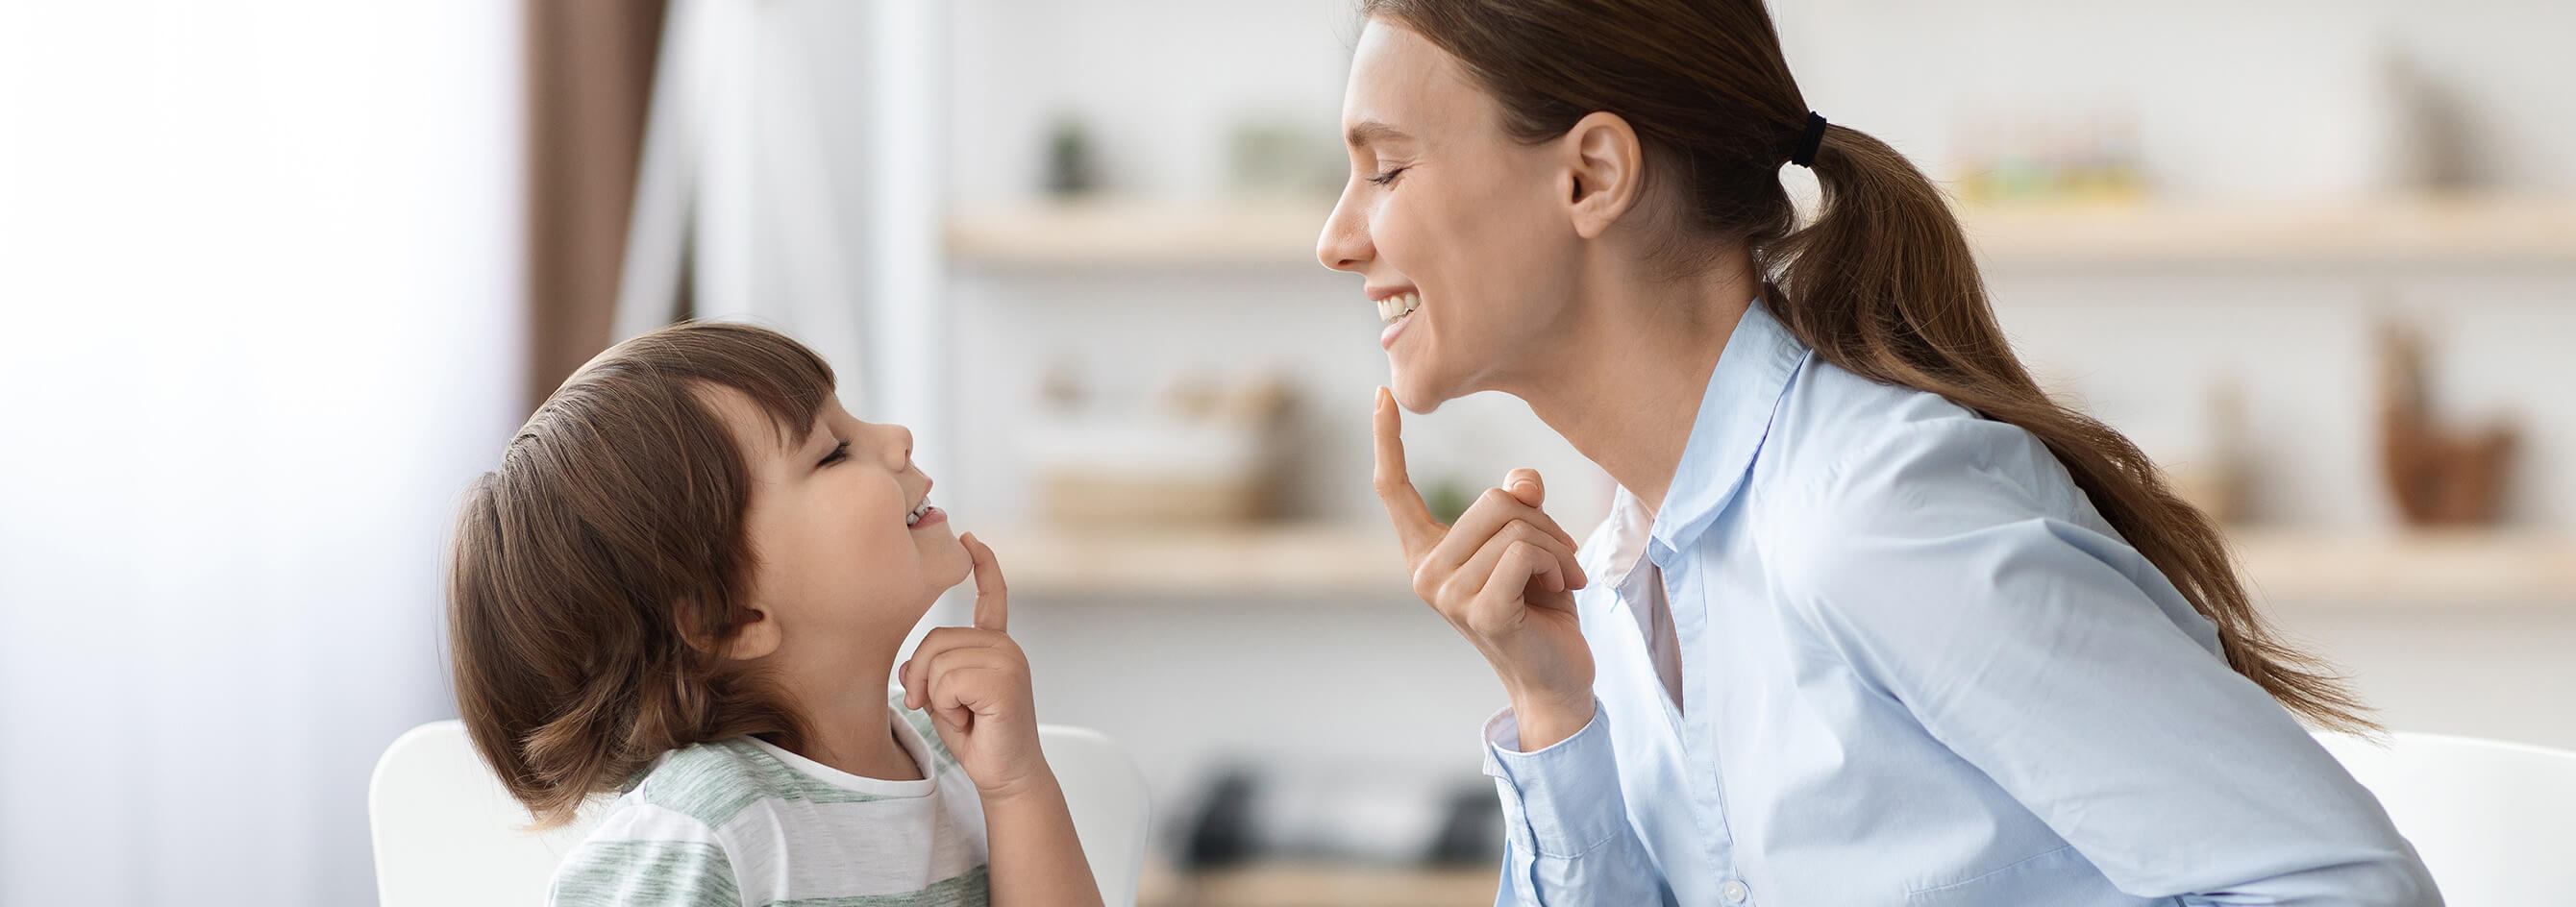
1961;196;2576;265
946;196;2576;269
979;524;1406;600
1139;862;1497;907
986;523;2576;607
2228;527;2576;607
947;199;1333;268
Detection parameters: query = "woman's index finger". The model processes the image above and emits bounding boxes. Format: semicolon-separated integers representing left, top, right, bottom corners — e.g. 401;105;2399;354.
1372;386;1444;557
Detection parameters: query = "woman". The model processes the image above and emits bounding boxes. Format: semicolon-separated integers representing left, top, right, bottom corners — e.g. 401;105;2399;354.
1317;2;2438;905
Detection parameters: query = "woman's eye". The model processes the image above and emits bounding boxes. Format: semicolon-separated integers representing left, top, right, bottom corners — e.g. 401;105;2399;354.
819;441;849;466
1368;166;1408;186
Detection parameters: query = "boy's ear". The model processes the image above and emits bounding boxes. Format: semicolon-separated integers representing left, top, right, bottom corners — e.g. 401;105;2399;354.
675;598;780;662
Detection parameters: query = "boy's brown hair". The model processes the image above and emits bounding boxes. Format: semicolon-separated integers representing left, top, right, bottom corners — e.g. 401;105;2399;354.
448;321;833;827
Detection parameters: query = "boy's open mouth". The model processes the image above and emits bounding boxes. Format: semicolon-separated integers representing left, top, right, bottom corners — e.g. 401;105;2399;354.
906;499;943;528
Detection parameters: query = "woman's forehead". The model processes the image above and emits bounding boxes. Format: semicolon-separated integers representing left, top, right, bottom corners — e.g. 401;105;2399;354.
1344;20;1483;144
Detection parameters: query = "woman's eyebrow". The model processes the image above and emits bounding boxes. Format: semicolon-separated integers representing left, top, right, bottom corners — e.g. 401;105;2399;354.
1347;120;1410;149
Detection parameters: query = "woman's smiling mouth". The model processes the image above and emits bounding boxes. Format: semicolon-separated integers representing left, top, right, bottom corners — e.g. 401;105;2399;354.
1376;290;1423;350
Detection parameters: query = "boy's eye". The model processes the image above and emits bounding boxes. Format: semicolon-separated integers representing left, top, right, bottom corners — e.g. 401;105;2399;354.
1367;165;1408;186
819;441;849;467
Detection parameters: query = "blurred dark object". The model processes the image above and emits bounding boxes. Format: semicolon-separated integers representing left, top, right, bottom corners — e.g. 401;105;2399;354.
1182;767;1262;869
1046;115;1101;196
1424;783;1504;866
524;0;670;413
1173;760;1500;871
2384;50;2486;192
2377;317;2518;526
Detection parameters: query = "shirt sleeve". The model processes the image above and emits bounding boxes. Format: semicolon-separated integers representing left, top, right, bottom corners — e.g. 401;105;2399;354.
1481;702;1673;907
549;828;743;907
1780;421;2439;906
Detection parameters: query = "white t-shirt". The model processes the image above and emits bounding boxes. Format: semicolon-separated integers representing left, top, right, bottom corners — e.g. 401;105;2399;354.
549;689;990;907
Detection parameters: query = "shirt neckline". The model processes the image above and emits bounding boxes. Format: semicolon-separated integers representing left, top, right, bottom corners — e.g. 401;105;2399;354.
740;704;943;798
1647;296;1811;556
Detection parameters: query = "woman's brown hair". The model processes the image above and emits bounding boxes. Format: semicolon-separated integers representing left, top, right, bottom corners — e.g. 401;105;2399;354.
448;321;837;827
1364;0;2369;732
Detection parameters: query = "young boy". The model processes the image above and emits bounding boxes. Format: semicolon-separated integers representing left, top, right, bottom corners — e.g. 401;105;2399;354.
447;321;1102;906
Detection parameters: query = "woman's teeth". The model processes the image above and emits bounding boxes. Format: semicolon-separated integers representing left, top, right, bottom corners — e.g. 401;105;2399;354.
906;499;932;527
1375;292;1422;326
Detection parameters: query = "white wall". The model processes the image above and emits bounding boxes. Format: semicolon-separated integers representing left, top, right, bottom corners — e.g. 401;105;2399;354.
944;0;1360;208
0;3;523;903
1778;0;2576;197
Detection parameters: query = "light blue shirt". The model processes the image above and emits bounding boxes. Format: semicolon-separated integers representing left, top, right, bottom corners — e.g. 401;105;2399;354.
1480;299;2438;906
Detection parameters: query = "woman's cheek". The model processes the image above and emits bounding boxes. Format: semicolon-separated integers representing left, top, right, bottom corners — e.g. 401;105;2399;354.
1371;191;1422;273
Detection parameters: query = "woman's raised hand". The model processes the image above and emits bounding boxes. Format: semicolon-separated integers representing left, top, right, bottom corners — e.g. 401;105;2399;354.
1373;387;1598;750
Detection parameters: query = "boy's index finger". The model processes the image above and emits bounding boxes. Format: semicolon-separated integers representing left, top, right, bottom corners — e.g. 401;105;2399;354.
961;532;1007;633
1372;386;1444;558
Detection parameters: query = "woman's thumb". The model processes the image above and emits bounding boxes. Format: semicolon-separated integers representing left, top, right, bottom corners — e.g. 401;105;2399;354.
1504;468;1545;508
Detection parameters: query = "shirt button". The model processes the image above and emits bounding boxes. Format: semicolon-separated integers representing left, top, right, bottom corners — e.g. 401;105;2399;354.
1723;879;1750;903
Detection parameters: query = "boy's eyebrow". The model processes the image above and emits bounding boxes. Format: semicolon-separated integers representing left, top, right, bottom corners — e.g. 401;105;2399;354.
791;420;829;456
1346;120;1409;149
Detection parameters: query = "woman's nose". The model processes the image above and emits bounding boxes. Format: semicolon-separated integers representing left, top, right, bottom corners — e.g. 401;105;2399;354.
1317;188;1373;272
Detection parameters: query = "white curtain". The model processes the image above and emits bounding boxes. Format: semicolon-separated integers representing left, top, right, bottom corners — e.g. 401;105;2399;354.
615;0;948;467
0;2;523;904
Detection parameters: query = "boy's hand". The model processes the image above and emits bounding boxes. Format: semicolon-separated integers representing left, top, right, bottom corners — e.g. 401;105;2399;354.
901;532;1052;802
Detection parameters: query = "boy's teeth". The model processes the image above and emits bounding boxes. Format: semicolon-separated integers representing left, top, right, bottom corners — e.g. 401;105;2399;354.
1375;292;1422;325
906;500;930;527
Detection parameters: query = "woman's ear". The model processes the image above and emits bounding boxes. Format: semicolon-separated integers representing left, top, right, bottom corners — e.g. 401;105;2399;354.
1560;110;1646;240
676;598;781;662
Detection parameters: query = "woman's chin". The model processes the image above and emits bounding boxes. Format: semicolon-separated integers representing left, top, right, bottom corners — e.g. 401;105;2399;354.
1390;367;1458;414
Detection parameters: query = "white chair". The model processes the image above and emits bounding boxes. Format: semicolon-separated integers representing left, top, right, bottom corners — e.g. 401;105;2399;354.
371;721;1151;906
2313;730;2576;904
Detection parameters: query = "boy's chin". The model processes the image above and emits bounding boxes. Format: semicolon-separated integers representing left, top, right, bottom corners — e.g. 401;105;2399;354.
938;535;975;585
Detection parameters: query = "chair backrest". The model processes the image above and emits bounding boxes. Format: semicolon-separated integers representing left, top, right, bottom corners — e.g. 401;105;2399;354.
371;720;1151;906
1035;724;1154;906
367;721;603;907
2313;730;2576;904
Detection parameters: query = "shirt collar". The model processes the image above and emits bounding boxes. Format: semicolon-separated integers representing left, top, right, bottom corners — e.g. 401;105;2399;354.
1647;297;1810;558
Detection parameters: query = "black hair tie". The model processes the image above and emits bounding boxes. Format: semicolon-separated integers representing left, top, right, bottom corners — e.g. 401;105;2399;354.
1790;111;1827;167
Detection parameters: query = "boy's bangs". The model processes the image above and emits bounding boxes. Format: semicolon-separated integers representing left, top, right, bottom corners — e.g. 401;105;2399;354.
695;328;839;450
594;321;837;452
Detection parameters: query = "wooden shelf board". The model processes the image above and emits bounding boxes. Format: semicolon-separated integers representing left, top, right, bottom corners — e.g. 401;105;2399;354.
1139;862;1497;907
983;523;2576;607
945;197;2576;268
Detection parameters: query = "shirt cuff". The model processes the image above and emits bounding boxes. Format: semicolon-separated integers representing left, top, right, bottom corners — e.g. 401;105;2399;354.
1480;699;1629;860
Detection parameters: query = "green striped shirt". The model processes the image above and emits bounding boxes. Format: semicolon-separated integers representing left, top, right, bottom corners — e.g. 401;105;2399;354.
551;689;990;907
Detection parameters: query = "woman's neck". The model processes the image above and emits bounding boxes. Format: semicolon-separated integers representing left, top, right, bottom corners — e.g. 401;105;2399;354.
1512;252;1756;513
